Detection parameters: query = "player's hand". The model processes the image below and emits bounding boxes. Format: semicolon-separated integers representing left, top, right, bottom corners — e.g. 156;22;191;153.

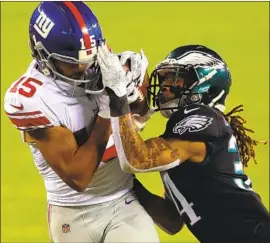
97;44;128;98
118;50;149;87
118;50;149;104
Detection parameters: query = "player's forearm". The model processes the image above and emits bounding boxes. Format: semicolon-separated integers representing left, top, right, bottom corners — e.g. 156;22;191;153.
109;94;180;172
133;178;184;234
28;122;111;192
111;113;164;172
108;93;152;171
67;116;111;190
118;114;153;169
117;115;174;170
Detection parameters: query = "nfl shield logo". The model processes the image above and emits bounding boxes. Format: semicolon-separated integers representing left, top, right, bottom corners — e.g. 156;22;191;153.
62;224;70;233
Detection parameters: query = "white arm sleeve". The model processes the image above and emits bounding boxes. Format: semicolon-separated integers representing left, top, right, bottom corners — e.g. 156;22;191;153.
110;117;180;173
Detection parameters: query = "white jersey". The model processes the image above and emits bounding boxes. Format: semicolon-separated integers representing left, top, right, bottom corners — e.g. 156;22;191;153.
4;61;133;206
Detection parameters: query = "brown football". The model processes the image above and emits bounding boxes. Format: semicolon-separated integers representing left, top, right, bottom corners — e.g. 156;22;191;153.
122;58;150;116
129;73;149;116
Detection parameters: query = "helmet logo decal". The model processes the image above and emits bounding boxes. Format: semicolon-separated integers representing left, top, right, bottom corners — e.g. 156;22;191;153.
34;11;55;39
80;35;96;50
176;51;223;68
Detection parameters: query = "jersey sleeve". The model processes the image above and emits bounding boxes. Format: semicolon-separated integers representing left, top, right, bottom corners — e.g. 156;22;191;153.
161;104;231;142
4;80;60;132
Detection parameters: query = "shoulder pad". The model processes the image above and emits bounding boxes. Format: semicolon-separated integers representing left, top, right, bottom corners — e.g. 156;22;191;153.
4;75;59;131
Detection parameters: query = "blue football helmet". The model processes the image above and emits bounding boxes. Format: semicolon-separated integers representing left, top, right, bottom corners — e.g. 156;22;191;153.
29;1;104;92
148;45;232;118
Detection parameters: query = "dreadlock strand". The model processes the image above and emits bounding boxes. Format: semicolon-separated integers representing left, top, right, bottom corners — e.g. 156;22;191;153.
225;105;244;117
223;105;267;167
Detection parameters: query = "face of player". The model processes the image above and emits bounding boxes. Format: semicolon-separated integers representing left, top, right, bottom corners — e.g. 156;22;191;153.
53;60;89;80
159;71;185;104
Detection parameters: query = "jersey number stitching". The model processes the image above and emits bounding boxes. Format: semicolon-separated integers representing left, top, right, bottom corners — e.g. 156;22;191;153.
10;77;43;98
228;135;253;191
162;172;201;226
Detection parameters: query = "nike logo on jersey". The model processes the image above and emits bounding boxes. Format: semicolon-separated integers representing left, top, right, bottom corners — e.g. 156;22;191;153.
10;104;24;110
125;198;136;205
184;107;200;114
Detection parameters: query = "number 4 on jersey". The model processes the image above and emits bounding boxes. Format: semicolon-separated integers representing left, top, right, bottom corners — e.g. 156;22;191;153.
163;172;202;226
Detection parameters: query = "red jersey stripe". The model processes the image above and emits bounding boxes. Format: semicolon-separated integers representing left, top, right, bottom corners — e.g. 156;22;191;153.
6;111;42;117
10;116;51;127
102;145;117;162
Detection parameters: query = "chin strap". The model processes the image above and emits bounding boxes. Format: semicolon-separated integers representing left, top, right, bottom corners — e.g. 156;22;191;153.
40;62;51;76
159;98;181;118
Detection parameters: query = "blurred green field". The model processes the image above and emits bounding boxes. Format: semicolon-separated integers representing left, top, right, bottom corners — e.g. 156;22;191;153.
1;2;269;243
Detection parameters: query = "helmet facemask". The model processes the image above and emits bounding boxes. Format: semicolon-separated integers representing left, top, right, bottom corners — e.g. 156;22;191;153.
30;37;102;96
148;64;200;118
148;45;232;118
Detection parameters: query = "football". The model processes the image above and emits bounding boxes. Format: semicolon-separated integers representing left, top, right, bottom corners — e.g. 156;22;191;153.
129;73;149;116
122;58;150;116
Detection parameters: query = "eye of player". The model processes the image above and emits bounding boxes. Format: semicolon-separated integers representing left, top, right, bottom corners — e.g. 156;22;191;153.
159;71;185;103
53;60;89;80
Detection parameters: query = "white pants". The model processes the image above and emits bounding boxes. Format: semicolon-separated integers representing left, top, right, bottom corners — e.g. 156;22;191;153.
47;191;160;243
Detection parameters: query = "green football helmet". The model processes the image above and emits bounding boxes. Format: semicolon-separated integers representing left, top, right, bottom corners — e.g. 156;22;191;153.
148;45;232;118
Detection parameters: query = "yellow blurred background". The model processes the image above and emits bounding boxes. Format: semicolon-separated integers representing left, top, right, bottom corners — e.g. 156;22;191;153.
1;2;269;242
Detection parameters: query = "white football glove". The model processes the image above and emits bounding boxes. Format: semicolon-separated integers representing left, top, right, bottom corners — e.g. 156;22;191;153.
118;50;149;104
95;92;110;119
118;50;149;86
97;44;128;97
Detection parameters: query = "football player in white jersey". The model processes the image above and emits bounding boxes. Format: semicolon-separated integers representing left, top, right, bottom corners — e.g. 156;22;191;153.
4;2;159;242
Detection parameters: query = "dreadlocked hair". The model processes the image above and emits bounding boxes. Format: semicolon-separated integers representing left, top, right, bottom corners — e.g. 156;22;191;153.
223;105;267;167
